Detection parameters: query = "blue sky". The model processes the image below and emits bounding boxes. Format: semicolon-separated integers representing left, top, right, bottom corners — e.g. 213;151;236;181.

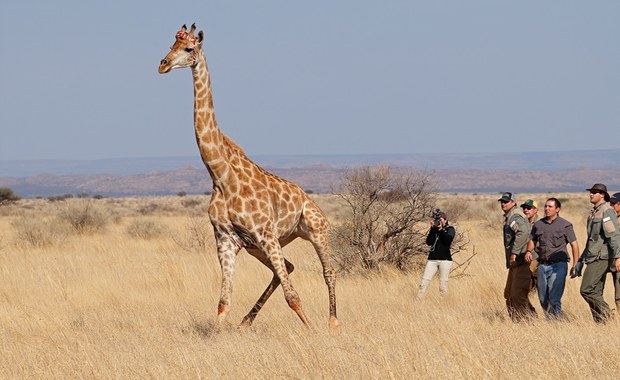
1;1;619;162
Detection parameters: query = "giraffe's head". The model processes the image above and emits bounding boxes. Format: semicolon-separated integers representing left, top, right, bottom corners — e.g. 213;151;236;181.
159;24;204;74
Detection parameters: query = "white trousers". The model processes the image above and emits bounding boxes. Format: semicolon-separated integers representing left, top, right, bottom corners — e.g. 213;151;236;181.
417;260;452;298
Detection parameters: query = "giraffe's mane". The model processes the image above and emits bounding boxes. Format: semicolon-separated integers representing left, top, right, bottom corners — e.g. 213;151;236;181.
221;134;293;183
222;135;246;156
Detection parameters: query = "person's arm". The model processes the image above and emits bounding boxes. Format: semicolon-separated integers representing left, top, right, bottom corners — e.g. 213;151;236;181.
602;208;620;271
525;239;535;264
509;216;529;265
437;225;455;246
425;223;436;246
569;240;580;265
524;223;537;264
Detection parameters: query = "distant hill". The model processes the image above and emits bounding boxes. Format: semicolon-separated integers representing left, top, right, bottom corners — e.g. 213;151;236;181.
1;150;619;197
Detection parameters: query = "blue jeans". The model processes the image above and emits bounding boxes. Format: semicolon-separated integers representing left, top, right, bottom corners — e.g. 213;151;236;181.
537;261;568;318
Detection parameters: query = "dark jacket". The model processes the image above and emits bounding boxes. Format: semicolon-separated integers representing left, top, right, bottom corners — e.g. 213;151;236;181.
426;224;455;261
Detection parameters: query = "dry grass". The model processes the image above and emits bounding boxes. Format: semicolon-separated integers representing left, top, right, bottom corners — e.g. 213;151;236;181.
0;193;618;379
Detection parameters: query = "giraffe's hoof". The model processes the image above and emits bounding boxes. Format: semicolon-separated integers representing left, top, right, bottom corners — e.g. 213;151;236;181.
329;316;340;329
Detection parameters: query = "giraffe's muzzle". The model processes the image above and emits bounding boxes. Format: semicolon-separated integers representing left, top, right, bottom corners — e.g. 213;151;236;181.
158;59;171;74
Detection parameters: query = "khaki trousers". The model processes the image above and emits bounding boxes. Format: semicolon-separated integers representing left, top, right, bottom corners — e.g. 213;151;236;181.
613;271;620;311
580;258;614;323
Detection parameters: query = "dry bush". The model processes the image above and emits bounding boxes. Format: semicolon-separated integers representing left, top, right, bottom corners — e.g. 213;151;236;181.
125;218;166;240
331;166;439;273
181;198;202;209
0;187;20;204
137;202;169;216
0;202;31;217
437;198;469;223
56;199;110;234
10;214;68;247
478;198;503;229
172;214;212;252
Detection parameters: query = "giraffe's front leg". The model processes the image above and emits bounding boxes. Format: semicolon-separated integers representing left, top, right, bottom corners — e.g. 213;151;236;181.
215;235;240;326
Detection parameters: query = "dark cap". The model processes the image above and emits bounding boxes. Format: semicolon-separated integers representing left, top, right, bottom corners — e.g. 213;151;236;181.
610;192;620;204
520;199;538;209
436;211;447;219
498;192;516;203
586;183;610;202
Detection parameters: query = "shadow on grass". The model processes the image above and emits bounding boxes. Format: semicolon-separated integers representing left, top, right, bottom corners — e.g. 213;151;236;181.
185;319;246;339
481;308;507;324
191;320;218;338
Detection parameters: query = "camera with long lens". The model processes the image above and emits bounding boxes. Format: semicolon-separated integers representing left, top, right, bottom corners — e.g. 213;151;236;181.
431;209;443;227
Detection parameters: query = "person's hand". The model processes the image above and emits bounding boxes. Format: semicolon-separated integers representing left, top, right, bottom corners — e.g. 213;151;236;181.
509;254;516;266
524;251;532;263
570;261;583;278
615;258;620;273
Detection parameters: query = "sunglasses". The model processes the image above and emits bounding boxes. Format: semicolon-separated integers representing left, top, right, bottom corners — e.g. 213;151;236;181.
522;206;532;210
500;200;511;204
590;191;602;195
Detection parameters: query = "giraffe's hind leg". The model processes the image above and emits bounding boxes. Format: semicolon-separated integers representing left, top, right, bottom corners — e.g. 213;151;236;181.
242;247;309;327
302;205;339;328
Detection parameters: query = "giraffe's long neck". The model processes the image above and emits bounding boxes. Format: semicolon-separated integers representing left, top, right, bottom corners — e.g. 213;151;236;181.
191;52;230;185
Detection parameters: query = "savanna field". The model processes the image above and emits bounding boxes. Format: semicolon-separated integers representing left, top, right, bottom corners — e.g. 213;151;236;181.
1;193;618;379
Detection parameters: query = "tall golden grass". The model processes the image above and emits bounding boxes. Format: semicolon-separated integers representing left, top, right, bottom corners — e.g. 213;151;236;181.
0;193;618;378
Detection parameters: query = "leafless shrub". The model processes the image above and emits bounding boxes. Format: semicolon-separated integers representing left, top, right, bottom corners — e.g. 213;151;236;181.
172;215;212;252
0;203;22;217
137;203;165;216
137;201;181;216
56;199;110;234
438;199;469;223
125;219;165;240
11;215;68;247
450;243;478;278
480;199;502;229
181;198;202;209
330;166;439;273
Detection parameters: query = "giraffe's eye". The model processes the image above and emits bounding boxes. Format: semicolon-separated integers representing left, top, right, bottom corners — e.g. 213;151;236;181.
185;47;194;53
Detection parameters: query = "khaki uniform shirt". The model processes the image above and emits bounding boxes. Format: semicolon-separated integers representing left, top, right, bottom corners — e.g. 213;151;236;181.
582;202;620;265
503;206;529;268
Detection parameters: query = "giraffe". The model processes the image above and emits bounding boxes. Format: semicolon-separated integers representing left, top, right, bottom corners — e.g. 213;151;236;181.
159;24;338;328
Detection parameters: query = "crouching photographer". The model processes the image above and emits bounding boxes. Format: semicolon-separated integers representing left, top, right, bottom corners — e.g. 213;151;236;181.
417;209;456;299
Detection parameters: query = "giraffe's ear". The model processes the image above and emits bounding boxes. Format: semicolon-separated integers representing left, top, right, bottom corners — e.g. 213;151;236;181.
198;30;204;43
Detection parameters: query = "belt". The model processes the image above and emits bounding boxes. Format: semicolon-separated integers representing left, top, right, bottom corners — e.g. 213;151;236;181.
537;259;567;265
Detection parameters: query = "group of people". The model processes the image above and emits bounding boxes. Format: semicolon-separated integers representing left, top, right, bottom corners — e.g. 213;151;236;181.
501;183;620;322
417;183;620;323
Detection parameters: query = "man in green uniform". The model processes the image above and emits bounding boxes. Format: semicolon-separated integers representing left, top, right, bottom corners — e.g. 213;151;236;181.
499;192;534;321
610;192;620;312
575;184;620;323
